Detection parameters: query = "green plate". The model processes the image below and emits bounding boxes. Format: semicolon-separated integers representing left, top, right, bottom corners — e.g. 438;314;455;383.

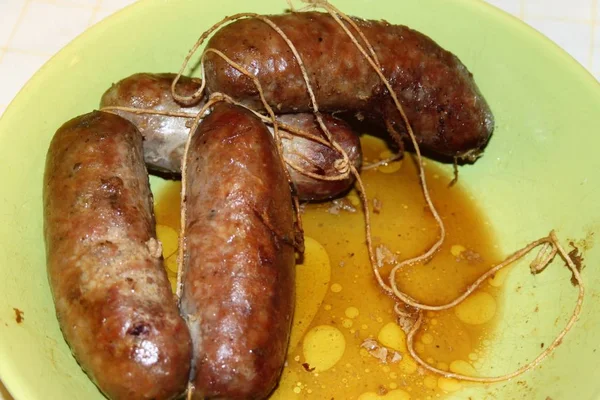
1;0;599;399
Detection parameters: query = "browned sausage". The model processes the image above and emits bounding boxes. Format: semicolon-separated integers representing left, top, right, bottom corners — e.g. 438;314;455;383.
278;112;362;200
100;72;362;200
43;111;191;400
179;102;295;399
204;12;494;158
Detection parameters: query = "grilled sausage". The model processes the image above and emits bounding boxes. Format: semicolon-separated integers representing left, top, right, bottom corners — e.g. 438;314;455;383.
100;72;362;200
43;111;191;400
203;12;494;158
179;103;295;399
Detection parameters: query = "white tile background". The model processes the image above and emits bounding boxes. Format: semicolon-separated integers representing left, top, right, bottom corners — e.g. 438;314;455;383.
0;0;598;398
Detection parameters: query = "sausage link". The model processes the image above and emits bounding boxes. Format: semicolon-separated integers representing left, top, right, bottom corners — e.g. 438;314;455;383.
100;73;204;174
179;103;295;399
100;73;362;200
43;111;192;400
204;12;494;158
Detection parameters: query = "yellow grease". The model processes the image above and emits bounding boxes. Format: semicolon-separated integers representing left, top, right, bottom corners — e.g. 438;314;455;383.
345;307;360;319
358;389;411;400
377;322;407;352
455;292;497;325
449;360;477;375
302;325;346;372
153;135;505;399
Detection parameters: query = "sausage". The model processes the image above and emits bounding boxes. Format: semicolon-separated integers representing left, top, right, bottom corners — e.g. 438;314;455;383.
203;12;495;158
278;112;362;201
179;102;295;399
43;111;192;400
100;73;361;200
100;73;204;174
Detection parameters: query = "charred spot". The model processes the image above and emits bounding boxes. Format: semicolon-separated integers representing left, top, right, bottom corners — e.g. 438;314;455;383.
100;176;124;201
127;322;150;337
72;162;82;172
208;209;217;220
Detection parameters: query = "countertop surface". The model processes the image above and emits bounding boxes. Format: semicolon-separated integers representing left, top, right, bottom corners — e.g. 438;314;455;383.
1;0;599;398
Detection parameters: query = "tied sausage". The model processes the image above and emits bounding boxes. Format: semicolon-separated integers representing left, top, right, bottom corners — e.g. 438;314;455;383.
100;73;362;200
43;111;191;400
204;12;494;158
179;103;295;399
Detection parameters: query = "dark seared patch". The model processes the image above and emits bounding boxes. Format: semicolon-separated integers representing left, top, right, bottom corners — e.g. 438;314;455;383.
127;322;151;337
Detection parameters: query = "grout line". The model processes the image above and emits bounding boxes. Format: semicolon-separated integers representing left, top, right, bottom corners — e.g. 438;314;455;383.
0;47;54;57
519;0;525;20
87;0;104;26
0;0;32;64
589;0;598;70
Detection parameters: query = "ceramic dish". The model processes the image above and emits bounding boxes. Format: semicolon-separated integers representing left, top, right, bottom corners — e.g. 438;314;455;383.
1;0;599;399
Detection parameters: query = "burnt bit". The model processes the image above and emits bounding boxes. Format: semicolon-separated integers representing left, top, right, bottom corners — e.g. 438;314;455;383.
127;322;150;337
566;242;585;286
301;362;315;372
13;308;24;324
100;176;124;201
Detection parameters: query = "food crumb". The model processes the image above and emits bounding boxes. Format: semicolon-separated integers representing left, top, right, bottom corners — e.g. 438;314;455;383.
372;198;382;214
13;308;24;324
327;199;357;215
376;244;398;268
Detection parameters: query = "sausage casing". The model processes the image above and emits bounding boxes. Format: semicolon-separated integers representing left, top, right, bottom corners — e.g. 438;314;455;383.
100;73;362;200
204;12;494;158
43;111;191;400
179;103;295;399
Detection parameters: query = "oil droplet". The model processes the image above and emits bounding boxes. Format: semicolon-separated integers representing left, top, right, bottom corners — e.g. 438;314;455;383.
165;254;178;274
468;352;479;361
449;360;477;376
436;362;449;371
347;194;361;207
399;357;418;374
415;343;425;354
423;376;438;390
377;322;407;352
342;319;353;328
455;292;497;325
330;283;343;293
293;387;301;394
289;236;331;351
156;224;179;258
437;377;462;392
378;161;403;174
421;333;434;345
324;304;332;311
358;389;410;400
450;244;466;258
345;307;360;319
389;382;398;390
303;325;345;372
361;324;369;330
379;150;394;159
430;318;438;326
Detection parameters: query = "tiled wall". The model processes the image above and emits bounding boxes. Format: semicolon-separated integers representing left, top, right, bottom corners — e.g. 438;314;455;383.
0;0;599;119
